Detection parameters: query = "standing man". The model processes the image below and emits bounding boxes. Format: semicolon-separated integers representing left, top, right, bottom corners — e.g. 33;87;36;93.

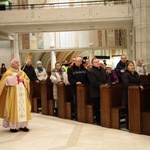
88;58;107;125
22;59;39;83
67;56;88;120
0;58;31;132
115;54;128;82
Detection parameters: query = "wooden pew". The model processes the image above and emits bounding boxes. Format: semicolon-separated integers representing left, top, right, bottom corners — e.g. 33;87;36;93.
30;82;41;113
46;79;54;116
77;84;94;124
77;84;87;123
40;81;48;115
57;84;73;119
40;80;54;115
128;83;150;135
140;75;148;81
57;84;66;119
65;85;73;120
86;84;94;124
100;84;125;129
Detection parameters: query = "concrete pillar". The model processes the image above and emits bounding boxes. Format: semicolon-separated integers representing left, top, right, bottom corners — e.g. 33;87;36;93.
51;50;56;69
12;34;21;64
89;49;94;61
133;0;150;71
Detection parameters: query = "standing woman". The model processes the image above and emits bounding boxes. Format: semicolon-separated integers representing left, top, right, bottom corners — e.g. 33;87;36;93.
35;61;48;81
136;58;148;76
50;62;69;116
122;61;144;129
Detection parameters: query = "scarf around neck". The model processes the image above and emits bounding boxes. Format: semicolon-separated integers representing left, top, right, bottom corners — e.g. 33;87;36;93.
37;67;43;73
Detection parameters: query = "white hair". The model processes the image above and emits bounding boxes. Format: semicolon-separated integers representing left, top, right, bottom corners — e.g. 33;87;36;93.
10;58;19;65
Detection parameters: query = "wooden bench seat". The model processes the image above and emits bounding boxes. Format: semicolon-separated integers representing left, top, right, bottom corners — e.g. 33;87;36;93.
111;106;126;129
100;84;123;128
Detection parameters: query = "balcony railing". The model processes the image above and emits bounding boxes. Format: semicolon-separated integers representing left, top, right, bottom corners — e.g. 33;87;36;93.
1;0;131;10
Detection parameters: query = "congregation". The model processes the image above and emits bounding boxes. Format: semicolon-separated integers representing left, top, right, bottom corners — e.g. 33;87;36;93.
0;54;149;133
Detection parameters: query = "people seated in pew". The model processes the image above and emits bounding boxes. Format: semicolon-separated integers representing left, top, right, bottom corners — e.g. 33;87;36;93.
105;64;119;85
87;58;107;125
136;58;148;76
35;61;48;81
121;61;144;129
115;54;128;82
50;62;69;116
67;56;88;121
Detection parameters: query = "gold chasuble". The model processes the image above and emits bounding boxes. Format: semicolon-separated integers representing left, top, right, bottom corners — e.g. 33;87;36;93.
0;68;31;128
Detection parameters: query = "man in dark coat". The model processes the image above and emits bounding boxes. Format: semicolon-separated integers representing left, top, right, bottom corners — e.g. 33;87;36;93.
88;58;107;125
21;59;39;83
67;56;88;120
115;54;128;82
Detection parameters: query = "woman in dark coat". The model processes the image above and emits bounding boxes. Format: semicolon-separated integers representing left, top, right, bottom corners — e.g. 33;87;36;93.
122;61;144;129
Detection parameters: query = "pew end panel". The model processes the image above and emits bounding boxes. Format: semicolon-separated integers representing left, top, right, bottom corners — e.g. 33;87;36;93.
30;82;41;113
57;84;66;119
40;81;49;115
47;80;54;116
65;85;73;119
128;86;142;134
141;84;150;135
65;102;72;120
48;100;54;116
100;84;124;129
100;85;111;128
77;84;87;123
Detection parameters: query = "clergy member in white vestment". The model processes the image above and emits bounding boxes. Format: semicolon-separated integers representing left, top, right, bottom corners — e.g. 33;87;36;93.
0;58;31;133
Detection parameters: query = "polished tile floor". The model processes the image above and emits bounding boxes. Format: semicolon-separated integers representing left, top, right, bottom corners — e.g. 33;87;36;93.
0;113;150;150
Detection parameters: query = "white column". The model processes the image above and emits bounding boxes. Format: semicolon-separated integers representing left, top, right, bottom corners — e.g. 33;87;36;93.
133;0;150;70
51;50;56;69
12;34;21;63
126;28;131;60
89;49;94;61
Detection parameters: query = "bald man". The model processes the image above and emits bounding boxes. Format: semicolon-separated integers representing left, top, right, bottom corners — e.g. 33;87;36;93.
0;58;31;132
115;54;128;82
67;56;88;120
21;59;39;83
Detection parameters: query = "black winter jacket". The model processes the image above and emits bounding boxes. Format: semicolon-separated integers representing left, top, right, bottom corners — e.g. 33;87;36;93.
115;60;128;82
22;65;38;82
121;70;142;105
67;64;88;94
88;66;107;98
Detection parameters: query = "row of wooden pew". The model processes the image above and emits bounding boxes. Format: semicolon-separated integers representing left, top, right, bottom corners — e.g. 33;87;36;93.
30;79;150;136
